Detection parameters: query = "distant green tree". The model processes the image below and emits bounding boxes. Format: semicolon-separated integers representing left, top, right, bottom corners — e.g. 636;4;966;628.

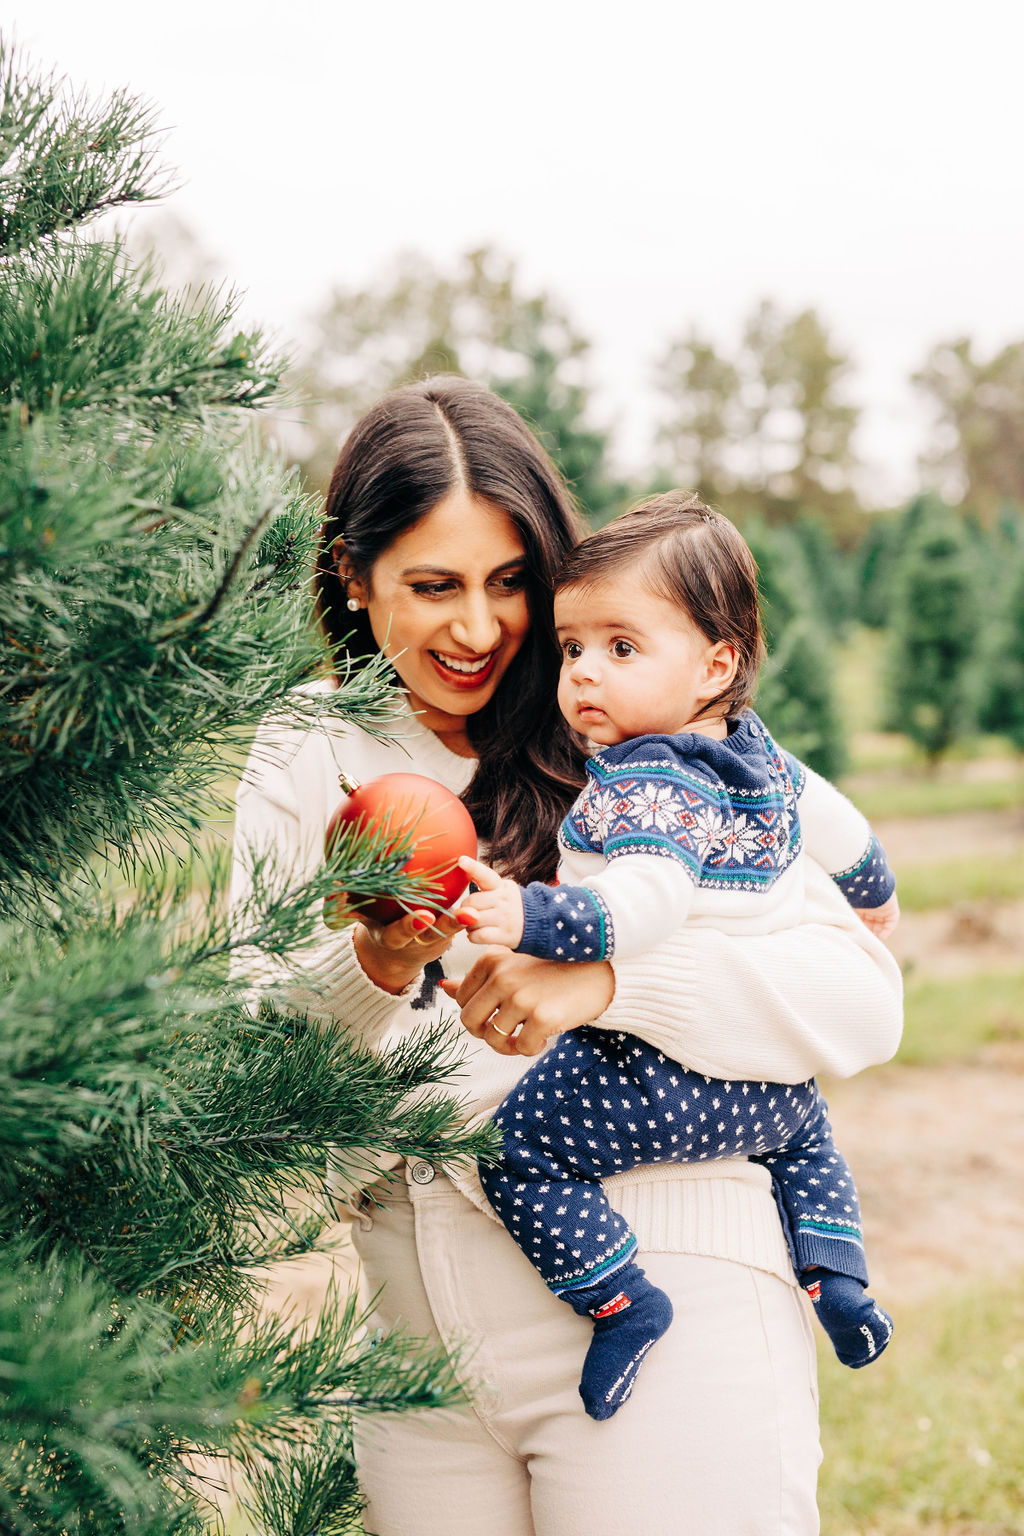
654;329;742;501
789;512;856;636
744;520;847;778
743;302;860;517
977;555;1024;748
884;501;982;759
853;512;902;628
972;504;1024;745
914;336;1024;522
655;300;861;525
300;246;627;524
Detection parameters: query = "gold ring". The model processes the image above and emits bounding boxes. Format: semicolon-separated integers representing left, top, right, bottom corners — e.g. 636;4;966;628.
490;1021;514;1037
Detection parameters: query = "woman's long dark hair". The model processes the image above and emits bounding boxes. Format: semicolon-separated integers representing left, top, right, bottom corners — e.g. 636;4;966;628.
315;376;588;883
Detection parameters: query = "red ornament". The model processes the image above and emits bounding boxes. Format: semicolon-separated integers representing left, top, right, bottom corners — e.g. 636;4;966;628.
323;771;477;929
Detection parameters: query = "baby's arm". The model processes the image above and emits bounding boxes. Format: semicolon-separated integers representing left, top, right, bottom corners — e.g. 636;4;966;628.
457;853;694;960
787;755;899;938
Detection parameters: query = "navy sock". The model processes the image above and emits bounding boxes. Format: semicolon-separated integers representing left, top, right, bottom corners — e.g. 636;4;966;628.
805;1271;893;1368
565;1260;674;1421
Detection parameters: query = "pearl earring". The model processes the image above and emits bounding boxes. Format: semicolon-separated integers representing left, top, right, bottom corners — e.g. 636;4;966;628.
346;597;360;612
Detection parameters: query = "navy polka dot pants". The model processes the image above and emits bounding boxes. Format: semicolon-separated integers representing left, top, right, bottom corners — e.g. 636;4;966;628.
479;1027;869;1298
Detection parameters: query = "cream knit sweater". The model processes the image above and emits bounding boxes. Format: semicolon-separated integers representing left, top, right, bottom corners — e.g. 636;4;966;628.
230;682;902;1283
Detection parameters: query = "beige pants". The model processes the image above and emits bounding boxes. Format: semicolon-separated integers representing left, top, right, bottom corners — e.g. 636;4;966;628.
351;1165;821;1536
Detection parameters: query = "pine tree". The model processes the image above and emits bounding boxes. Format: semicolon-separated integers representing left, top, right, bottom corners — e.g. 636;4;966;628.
297;246;627;525
853;511;902;629
884;500;982;760
0;48;495;1536
745;521;847;779
977;554;1024;749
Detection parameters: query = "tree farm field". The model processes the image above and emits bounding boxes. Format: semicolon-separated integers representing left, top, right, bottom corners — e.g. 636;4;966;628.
220;629;1024;1535
812;630;1024;1535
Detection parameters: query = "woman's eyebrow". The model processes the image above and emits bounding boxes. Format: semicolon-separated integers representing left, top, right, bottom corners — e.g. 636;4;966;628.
400;557;527;578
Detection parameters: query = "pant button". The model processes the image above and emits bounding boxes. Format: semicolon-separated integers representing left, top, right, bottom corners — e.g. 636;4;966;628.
410;1160;435;1185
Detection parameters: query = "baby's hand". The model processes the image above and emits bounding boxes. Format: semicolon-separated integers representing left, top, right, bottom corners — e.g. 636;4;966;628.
455;855;526;949
854;893;900;941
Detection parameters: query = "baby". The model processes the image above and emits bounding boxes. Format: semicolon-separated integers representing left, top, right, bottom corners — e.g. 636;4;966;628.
457;492;897;1420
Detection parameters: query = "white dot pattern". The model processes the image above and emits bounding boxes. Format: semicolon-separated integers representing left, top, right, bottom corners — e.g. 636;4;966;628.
480;1027;868;1297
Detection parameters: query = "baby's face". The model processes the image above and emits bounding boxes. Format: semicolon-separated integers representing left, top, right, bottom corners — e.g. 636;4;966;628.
554;575;732;746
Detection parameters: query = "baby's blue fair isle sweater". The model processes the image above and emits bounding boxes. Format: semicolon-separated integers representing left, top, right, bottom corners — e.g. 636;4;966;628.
516;711;895;964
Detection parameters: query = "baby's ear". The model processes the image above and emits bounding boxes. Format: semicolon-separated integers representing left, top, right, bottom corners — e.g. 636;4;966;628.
702;640;738;700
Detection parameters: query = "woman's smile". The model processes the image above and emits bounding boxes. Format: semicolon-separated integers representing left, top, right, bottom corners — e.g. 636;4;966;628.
428;648;500;687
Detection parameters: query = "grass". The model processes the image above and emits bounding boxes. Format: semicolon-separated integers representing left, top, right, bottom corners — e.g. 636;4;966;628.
834;627;1024;815
897;856;1024;911
899;970;1024;1066
818;1277;1024;1534
834;626;889;739
843;771;1024;823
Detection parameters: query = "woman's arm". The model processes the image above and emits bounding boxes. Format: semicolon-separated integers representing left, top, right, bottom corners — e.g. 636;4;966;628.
444;859;902;1080
229;764;445;1044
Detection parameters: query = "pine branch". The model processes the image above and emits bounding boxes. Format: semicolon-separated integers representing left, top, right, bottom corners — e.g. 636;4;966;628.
0;44;171;253
0;242;284;422
238;1423;365;1536
0;44;494;1535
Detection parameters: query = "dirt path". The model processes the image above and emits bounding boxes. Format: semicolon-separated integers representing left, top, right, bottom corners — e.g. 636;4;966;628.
824;1049;1024;1300
887;899;1024;978
874;807;1024;868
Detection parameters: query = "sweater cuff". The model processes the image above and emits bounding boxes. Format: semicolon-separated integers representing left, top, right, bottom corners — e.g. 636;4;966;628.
517;880;612;961
832;835;897;909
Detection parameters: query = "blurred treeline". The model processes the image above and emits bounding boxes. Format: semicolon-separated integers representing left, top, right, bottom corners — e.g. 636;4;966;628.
144;227;1024;780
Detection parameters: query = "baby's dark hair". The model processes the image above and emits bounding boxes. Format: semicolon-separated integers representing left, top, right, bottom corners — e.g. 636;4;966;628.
555;490;766;719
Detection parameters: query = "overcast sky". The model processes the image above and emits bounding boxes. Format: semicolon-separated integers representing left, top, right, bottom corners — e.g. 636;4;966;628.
6;0;1023;504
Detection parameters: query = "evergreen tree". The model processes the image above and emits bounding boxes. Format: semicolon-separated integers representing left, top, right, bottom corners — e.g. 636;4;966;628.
884;500;982;760
853;511;902;629
788;512;855;638
654;300;862;526
973;505;1024;746
744;521;847;779
977;554;1024;749
298;246;627;524
914;335;1024;522
654;329;742;501
0;48;493;1536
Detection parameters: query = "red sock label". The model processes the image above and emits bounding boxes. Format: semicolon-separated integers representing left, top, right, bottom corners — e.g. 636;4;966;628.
592;1292;631;1319
805;1280;822;1303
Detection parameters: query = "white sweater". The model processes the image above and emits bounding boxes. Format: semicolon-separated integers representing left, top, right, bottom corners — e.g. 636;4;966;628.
230;681;903;1281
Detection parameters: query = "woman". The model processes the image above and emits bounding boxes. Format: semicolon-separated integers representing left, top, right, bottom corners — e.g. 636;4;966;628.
230;377;902;1536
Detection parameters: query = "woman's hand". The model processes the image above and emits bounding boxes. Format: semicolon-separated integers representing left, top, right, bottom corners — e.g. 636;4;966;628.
440;950;615;1057
353;908;461;995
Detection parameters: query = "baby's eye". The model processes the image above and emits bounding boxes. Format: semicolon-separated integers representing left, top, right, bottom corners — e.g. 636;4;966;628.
563;640;583;661
611;639;636;658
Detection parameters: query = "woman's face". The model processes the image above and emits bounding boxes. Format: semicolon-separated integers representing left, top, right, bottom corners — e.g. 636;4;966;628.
347;490;532;741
